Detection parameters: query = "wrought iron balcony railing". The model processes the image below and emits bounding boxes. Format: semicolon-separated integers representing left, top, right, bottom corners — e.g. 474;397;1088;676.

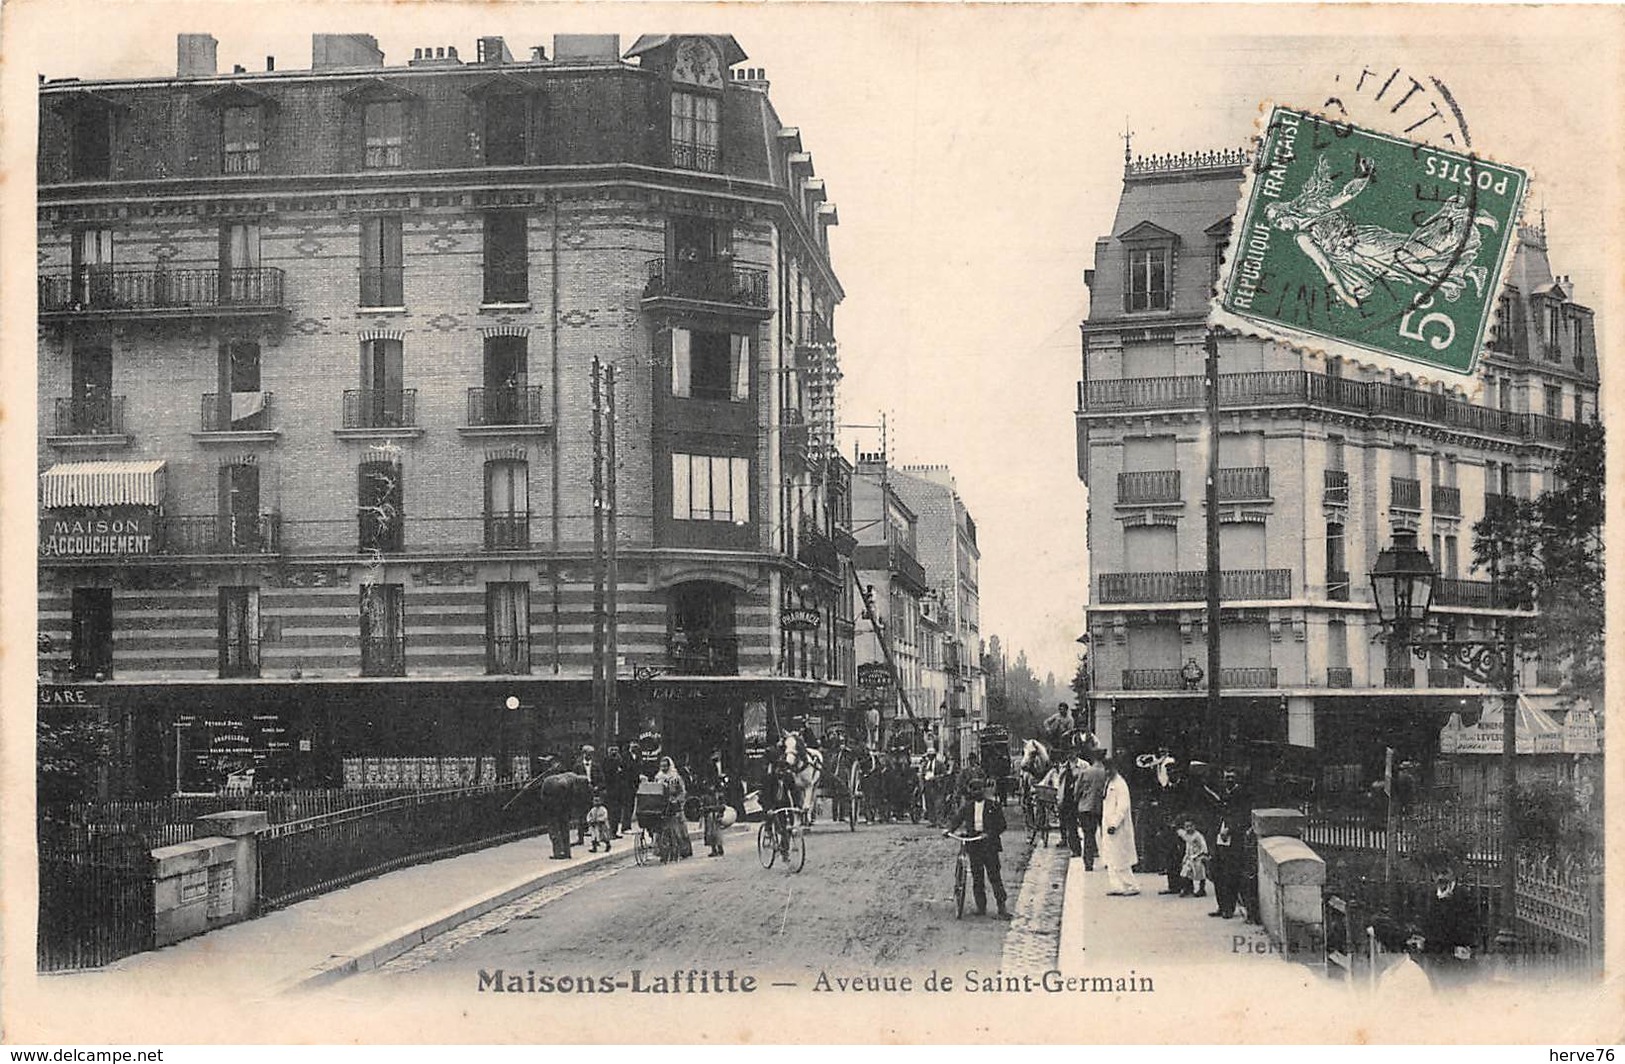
1431;577;1508;609
1391;476;1422;511
1323;468;1350;505
484;511;531;551
1097;568;1292;603
643;257;769;309
1217;466;1271;500
201;391;274;433
160;514;282;555
1326;667;1353;688
1384;666;1416;688
798;523;840;576
467;386;546;427
1117;469;1181;504
52;396;126;436
1120;667;1278;690
39;267;286;316
343;389;417;429
667;631;739;675
1432;484;1462;516
671;142;720;172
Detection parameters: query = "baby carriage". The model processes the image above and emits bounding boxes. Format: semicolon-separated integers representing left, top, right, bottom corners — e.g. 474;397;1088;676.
633;780;681;866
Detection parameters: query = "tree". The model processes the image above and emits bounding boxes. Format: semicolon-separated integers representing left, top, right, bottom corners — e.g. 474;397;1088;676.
1070;653;1090;706
1473;417;1604;711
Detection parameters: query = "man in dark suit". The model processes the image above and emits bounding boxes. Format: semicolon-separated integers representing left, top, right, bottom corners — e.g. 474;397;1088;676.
1074;751;1108;871
947;777;1013;920
574;744;606;844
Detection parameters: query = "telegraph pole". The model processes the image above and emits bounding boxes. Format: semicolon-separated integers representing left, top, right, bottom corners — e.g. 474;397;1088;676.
1203;329;1224;766
590;357;607;748
605;364;620;742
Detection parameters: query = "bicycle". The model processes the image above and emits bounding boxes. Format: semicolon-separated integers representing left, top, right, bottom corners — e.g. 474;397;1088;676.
757;806;807;873
944;831;987;919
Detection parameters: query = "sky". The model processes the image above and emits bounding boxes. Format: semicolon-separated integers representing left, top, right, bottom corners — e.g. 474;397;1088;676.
9;1;1618;681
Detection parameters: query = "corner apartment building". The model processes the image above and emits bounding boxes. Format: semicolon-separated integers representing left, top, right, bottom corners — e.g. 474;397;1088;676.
1075;149;1599;799
36;31;854;796
891;464;987;757
850;455;932;749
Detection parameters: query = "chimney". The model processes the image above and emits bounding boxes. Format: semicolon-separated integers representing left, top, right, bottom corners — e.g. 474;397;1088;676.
409;43;464;67
552;34;620;63
177;33;218;77
529;45;547;63
733;66;770;94
312;33;385;70
477;36;514;65
266;56;275;71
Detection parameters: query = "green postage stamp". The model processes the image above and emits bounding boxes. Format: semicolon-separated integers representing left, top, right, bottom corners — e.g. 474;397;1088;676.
1211;104;1528;378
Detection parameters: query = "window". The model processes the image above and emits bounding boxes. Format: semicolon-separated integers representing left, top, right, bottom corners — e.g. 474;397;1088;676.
214;339;263;430
484;458;529;549
1124;245;1169;311
481;336;530;425
219;222;262;304
486;582;531;674
222;106;262;173
1326;522;1348;600
69;106;113;180
1444;535;1459;579
358;459;404;552
483;93;527;166
671;329;749;401
68;337;113;434
1545;301;1562;352
669;582;738;676
360;215;404;306
1544;384;1564;419
218;587;260;678
359;584;405;676
671;453;750;523
358;338;405;426
72;228;114;307
363;101;404;168
482;212;528;303
70;587;114;677
670;91;720;171
218;461;263;550
1210;238;1228;293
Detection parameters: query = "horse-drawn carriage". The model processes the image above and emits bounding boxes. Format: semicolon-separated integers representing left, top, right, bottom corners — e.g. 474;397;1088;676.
813;722;875;830
979;724;1018;806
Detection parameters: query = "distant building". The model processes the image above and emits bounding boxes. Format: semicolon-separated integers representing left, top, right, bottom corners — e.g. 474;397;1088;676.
1075;149;1599;800
35;31;853;795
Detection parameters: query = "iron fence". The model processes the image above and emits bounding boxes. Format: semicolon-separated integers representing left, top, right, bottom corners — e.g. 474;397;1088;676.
257;782;541;909
37;827;155;972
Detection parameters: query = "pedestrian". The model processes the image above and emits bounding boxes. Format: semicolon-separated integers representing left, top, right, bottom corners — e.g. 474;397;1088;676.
1098;757;1140;896
620;740;643;834
574;744;603;844
1052;749;1081;858
1420;865;1478;990
956;751;983;804
1074;749;1107;870
586;789;613;853
1177;817;1209;897
1154;816;1189;896
946;777;1013;920
654;755;692;861
603;743;628;838
1208;815;1241;918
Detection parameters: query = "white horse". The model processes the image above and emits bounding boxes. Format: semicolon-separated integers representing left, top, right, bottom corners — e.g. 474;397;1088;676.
775;731;824;824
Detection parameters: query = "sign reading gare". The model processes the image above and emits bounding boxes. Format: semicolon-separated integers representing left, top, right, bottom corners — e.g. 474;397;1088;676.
40;511;157;557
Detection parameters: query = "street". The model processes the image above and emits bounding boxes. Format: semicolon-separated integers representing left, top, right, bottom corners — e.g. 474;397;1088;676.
349;817;1041;992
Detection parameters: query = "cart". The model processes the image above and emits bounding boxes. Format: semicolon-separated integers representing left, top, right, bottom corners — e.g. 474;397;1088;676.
978;725;1017;806
633;781;680;865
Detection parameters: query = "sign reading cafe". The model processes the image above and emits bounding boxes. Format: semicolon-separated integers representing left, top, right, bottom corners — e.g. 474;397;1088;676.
40;510;157;557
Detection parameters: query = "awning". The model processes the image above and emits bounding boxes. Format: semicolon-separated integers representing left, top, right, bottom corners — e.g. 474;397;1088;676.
41;460;167;508
1439;694;1564;755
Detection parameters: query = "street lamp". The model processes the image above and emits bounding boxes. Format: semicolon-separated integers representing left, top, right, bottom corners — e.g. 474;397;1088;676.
1368;528;1520;945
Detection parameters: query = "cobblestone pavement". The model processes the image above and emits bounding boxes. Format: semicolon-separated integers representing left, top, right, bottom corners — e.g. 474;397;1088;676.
1000;840;1069;971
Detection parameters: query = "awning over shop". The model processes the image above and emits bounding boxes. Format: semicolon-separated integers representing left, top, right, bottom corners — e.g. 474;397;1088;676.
1559;702;1600;755
1439;694;1564;755
41;460;167;508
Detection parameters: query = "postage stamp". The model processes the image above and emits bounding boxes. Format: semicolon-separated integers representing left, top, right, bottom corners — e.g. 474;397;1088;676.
1210;104;1528;378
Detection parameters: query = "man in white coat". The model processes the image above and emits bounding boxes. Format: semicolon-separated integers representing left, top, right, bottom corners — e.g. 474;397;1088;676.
1099;757;1139;896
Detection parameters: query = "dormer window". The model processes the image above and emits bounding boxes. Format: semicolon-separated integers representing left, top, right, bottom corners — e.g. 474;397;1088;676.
364;101;404;168
669;38;723;172
1119;222;1177;313
223;105;262;173
69;104;114;180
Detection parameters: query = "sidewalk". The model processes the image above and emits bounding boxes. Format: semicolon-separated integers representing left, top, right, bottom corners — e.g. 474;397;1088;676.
47;824;729;1000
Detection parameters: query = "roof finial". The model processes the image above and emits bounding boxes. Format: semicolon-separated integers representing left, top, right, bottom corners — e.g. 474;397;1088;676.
1121;116;1134;171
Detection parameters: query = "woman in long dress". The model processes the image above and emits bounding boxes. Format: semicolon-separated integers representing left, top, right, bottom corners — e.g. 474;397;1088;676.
1098;758;1140;896
654;756;692;861
1265;155;1496;308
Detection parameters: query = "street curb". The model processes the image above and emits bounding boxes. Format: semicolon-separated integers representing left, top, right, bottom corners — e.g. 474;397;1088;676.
274;842;629;995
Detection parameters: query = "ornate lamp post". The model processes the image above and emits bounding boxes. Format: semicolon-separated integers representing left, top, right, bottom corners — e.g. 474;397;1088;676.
1368;529;1519;941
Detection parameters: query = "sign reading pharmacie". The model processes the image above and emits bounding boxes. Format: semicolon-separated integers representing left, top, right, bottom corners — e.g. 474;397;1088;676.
40;509;157;557
780;607;822;632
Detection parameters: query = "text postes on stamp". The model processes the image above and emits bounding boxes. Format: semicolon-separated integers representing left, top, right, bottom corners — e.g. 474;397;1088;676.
1211;104;1528;379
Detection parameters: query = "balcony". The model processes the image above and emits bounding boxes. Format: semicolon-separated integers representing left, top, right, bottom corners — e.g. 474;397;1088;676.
642;257;770;316
39;267;287;321
1384;666;1416;688
484;511;531;551
487;636;531;676
360;637;406;677
852;543;930;595
196;391;278;443
1432;577;1507;609
1431;484;1462;517
1390;476;1422;511
1096;568;1292;603
1120;667;1278;690
1217;467;1271;501
1117;470;1181;505
1536;664;1564;687
463;387;548;436
667;631;739;675
1428;666;1466;688
1079;369;1579;448
1326;667;1353;688
796;311;837;347
339;389;421;438
781;410;812;468
671;142;720;172
48;397;128;446
1323;468;1350;506
798;523;841;577
160;513;282;555
1327;568;1351;601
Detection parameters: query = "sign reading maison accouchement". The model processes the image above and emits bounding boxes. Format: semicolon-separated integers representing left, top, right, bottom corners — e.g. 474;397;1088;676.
856;662;894;689
40;510;157;557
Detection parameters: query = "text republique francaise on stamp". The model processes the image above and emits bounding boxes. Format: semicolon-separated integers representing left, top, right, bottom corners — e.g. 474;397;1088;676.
1211;104;1528;380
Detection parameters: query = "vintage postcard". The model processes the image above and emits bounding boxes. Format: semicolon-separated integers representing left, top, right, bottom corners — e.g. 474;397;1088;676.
1;0;1619;1047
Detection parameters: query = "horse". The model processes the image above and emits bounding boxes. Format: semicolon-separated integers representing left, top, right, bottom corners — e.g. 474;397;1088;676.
774;730;823;824
1017;738;1053;817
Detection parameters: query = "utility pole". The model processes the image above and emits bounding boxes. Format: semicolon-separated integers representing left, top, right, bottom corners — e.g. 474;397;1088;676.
605;364;620;742
590;357;607;749
1203;329;1224;766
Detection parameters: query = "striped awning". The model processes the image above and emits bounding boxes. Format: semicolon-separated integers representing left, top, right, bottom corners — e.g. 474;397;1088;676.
40;460;167;508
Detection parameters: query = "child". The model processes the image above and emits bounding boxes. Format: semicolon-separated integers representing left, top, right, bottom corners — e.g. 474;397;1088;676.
1177;818;1209;897
586;790;613;853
